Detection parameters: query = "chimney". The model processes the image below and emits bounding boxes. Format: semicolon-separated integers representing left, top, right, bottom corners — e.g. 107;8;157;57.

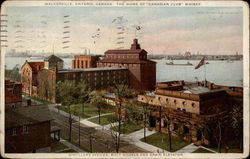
130;39;141;50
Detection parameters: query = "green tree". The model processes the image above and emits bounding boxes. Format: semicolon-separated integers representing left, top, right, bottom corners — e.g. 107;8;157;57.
56;80;90;142
110;83;131;153
90;91;112;124
231;104;243;149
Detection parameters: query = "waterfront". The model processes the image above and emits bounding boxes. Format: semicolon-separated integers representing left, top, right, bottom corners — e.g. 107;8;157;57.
5;56;243;87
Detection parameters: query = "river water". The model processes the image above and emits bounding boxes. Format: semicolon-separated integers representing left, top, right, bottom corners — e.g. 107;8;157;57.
4;56;243;87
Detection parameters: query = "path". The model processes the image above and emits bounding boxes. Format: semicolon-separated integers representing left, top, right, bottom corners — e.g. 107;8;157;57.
60;139;86;153
176;143;199;153
50;104;216;153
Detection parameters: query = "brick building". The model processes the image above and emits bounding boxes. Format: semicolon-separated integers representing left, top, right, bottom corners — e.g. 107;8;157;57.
5;79;23;109
4;80;56;153
72;55;100;69
5;105;53;153
37;67;128;103
20;61;44;95
97;39;156;90
138;80;243;146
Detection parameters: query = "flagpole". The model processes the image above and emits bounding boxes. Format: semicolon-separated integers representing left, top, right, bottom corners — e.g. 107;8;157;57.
204;58;206;81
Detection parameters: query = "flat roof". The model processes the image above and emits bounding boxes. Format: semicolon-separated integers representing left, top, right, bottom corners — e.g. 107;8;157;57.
183;85;223;94
58;67;127;73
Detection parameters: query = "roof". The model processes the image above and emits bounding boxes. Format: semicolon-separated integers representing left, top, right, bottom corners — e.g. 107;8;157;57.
103;92;116;99
44;55;63;62
58;67;127;73
105;49;146;54
27;62;44;73
5;90;22;104
183;86;223;94
97;59;156;64
5;104;53;129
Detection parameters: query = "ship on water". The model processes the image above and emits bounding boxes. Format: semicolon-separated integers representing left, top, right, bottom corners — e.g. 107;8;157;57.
166;61;193;66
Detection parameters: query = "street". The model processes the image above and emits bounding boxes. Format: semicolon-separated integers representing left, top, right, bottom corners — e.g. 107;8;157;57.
50;106;147;153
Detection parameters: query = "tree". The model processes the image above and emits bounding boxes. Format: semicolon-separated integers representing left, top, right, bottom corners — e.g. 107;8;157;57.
56;80;77;142
231;104;243;149
56;80;90;142
156;96;175;152
125;102;143;124
162;108;173;152
110;83;131;153
90;91;112;124
76;81;90;146
204;108;228;153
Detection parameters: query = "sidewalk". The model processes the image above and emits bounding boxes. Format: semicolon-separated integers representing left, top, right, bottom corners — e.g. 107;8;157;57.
50;105;216;153
176;143;199;153
60;139;86;153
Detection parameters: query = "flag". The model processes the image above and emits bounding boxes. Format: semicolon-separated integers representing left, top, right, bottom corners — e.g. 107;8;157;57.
195;57;205;69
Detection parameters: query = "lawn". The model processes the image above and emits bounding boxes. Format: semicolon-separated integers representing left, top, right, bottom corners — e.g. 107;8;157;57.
192;148;214;153
209;147;243;153
88;114;116;126
61;149;77;153
111;122;143;134
51;143;68;152
140;132;190;152
61;134;90;152
57;103;113;119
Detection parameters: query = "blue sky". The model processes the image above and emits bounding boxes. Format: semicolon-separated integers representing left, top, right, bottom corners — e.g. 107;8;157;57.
3;6;243;55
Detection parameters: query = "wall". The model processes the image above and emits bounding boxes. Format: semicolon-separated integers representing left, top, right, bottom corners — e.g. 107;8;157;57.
21;63;32;95
5;121;51;153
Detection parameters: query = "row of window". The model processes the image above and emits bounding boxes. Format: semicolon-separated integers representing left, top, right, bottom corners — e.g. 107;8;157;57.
107;54;146;59
141;96;196;108
157;96;196;107
12;125;28;136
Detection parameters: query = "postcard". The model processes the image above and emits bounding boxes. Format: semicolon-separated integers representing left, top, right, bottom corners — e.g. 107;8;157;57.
0;0;249;158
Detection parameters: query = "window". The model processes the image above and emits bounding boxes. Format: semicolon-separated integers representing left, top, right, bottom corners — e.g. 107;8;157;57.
165;98;168;102
182;109;186;112
12;104;15;108
177;108;181;111
12;128;17;136
23;125;28;134
192;103;195;107
174;100;177;104
182;101;186;106
183;125;189;134
158;97;161;100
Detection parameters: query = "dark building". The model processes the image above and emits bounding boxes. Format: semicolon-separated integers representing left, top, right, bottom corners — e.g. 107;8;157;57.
5;105;53;153
44;55;64;70
97;39;156;90
4;80;56;153
72;55;100;69
37;67;128;103
138;80;243;146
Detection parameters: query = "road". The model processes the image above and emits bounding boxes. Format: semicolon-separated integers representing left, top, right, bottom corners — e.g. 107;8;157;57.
49;106;147;153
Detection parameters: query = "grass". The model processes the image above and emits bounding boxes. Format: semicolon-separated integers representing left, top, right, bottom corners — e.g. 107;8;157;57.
111;122;143;134
51;143;68;152
193;148;214;153
88;114;116;126
22;93;53;104
209;147;243;153
140;132;190;152
61;134;90;152
61;149;77;153
57;103;113;119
